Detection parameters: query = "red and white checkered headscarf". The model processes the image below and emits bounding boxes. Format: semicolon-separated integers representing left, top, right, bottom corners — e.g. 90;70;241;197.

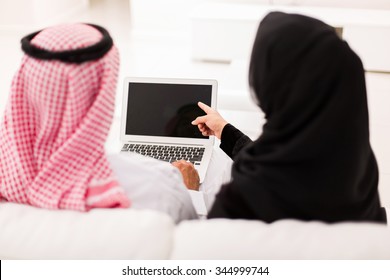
0;23;130;211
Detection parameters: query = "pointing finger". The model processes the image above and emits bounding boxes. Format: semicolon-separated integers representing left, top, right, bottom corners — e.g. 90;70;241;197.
198;102;213;114
191;115;207;125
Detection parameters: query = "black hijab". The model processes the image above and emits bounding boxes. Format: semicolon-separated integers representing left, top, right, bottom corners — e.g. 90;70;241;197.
209;12;386;223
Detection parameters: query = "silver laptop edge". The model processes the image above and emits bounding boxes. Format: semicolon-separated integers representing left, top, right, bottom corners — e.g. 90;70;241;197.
120;77;218;183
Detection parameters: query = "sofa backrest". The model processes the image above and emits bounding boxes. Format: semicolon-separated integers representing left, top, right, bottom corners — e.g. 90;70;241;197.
171;219;390;259
0;203;175;259
2;202;390;259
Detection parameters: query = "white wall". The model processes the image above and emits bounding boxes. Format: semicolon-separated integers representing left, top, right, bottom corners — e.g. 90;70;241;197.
0;0;35;26
0;0;89;30
129;0;390;36
275;0;390;9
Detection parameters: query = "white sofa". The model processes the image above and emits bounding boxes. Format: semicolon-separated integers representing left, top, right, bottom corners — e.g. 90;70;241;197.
1;202;389;259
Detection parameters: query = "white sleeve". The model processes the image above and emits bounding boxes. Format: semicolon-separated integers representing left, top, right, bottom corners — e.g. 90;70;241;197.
107;153;198;223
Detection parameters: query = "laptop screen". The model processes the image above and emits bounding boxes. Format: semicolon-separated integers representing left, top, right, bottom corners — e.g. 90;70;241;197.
125;82;212;139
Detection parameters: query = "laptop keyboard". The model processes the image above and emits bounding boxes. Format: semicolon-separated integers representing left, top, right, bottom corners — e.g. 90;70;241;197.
121;144;204;165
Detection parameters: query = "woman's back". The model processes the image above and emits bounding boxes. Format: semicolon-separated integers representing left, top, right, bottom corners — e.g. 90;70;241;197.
209;12;386;223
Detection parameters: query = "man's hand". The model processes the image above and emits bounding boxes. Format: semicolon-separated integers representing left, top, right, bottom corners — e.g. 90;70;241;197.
172;160;200;191
191;102;228;140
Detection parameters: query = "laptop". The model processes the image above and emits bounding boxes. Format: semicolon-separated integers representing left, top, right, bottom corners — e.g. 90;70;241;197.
120;77;217;183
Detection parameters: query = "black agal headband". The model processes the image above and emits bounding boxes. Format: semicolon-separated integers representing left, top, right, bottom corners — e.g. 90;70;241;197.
21;24;113;64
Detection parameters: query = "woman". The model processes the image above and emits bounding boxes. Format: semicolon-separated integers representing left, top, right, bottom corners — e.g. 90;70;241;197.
0;23;197;223
192;12;386;223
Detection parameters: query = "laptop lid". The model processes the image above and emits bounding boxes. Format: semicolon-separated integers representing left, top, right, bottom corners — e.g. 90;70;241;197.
121;77;217;146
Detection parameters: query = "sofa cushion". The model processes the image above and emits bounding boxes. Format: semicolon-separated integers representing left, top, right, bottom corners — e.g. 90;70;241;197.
171;219;390;259
0;202;174;259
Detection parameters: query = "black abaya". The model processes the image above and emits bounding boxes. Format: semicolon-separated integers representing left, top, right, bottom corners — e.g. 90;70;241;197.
209;12;386;223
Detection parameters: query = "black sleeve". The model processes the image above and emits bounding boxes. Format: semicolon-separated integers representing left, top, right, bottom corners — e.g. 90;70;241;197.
219;123;253;159
207;184;257;219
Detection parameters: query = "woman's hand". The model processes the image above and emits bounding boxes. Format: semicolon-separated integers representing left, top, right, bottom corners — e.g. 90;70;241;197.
191;102;228;140
172;160;200;191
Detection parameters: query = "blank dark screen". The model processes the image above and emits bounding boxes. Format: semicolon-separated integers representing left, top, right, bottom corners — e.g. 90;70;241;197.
125;82;212;139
